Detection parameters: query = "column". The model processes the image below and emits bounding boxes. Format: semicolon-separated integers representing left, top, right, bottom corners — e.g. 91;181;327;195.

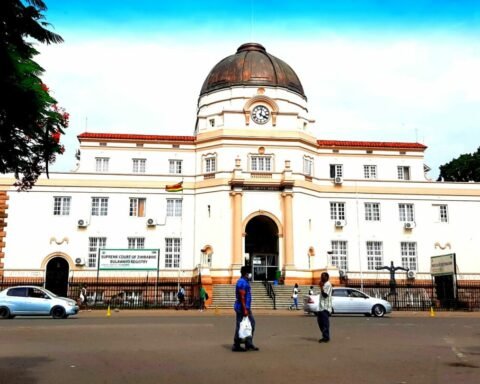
282;192;294;268
230;191;243;268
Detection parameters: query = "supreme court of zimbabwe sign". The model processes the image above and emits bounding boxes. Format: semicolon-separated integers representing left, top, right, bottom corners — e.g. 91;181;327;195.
99;249;159;270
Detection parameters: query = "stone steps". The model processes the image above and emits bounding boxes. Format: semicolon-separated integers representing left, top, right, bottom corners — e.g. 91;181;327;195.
212;283;318;310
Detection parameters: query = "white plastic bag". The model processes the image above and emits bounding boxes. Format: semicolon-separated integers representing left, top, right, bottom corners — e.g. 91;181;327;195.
238;316;252;339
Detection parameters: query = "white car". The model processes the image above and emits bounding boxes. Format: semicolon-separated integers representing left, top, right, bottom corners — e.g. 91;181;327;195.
304;287;392;317
0;286;79;319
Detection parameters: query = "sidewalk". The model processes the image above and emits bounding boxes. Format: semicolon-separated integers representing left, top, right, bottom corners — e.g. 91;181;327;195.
77;308;480;318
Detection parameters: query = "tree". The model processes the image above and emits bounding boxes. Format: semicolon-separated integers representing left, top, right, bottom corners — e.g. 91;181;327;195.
437;147;480;182
0;0;68;190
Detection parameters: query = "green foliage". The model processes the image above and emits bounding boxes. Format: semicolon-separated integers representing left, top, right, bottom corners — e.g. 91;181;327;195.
438;147;480;182
0;0;67;190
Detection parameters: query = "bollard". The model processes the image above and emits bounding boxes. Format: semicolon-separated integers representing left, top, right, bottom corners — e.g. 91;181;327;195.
107;305;111;317
430;306;435;317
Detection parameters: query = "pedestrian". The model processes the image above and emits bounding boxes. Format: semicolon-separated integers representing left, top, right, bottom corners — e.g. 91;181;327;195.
317;272;333;343
232;266;259;352
199;284;207;312
308;285;314;295
78;284;87;310
289;283;300;310
176;285;187;310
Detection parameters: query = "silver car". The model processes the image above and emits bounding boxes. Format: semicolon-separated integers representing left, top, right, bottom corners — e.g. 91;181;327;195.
0;286;79;319
303;287;392;317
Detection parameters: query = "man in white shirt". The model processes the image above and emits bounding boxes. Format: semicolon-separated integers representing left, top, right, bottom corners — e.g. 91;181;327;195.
317;272;333;343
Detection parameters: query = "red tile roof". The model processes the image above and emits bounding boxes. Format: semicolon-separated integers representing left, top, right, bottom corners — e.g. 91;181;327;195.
317;140;427;150
77;132;195;142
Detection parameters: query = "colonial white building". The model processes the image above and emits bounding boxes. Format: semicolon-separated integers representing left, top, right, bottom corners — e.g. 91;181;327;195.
1;42;479;299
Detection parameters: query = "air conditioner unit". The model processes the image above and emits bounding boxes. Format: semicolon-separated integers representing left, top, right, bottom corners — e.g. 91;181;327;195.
146;218;156;227
406;270;416;279
77;218;89;228
339;269;347;279
334;177;343;185
404;221;415;229
75;257;86;266
335;220;346;228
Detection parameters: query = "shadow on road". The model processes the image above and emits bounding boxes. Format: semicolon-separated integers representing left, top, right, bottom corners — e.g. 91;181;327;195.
0;356;52;384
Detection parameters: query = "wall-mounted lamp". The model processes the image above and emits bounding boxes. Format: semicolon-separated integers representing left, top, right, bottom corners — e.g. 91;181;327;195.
207;204;211;217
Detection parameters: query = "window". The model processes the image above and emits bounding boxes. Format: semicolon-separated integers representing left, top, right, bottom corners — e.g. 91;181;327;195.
401;242;417;271
205;157;216;173
399;203;414;222
128;237;145;249
91;197;108;216
88;237;106;268
397;166;410;180
132;159;146;173
129;198;146;217
95;157;109;172
167;199;182;217
169;160;182;174
367;241;383;270
303;157;313;176
251;155;272;172
331;241;348;270
435;204;449;223
363;165;377;179
329;164;343;178
53;196;71;216
364;202;380;221
330;202;345;220
165;238;181;268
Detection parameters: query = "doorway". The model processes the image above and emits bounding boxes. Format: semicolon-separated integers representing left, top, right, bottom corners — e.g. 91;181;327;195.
245;215;279;282
45;257;69;297
434;274;456;308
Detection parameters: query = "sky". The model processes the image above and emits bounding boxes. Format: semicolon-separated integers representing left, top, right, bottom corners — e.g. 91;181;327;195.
36;0;480;179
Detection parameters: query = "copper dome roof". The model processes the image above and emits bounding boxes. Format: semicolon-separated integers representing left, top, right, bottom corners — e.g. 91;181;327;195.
200;43;306;99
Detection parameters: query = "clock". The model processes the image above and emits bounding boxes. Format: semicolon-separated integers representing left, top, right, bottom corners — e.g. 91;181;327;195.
251;105;270;124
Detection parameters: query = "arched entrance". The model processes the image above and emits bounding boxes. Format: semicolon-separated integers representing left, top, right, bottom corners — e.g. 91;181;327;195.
245;215;279;282
45;257;69;297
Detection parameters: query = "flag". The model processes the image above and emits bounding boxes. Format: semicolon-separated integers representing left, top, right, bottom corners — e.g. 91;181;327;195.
165;181;183;192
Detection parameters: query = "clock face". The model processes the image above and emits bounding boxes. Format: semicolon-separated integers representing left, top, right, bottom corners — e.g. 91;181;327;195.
251;105;270;124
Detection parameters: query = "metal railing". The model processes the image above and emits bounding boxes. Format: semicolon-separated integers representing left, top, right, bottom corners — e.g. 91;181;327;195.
262;280;276;310
0;274;201;310
346;279;480;311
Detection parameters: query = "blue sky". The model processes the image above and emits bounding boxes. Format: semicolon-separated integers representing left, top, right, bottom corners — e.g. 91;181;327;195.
37;0;480;178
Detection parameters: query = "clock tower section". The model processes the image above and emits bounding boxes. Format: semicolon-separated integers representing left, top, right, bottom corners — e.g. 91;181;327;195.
194;43;315;136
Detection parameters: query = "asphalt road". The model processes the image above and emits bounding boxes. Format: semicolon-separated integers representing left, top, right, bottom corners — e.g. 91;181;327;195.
1;311;479;384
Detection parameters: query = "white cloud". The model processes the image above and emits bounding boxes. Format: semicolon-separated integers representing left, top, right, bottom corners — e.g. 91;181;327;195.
37;36;480;177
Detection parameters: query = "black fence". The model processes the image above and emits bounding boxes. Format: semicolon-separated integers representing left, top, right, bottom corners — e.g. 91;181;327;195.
346;279;480;311
0;275;202;310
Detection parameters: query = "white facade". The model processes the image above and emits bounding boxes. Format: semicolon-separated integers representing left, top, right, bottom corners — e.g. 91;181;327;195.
1;43;479;286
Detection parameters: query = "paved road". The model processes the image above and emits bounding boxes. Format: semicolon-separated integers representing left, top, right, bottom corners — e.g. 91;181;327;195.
1;311;479;384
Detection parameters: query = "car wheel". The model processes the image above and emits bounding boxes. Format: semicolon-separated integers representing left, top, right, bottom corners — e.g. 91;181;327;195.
0;306;11;319
372;304;386;317
51;306;66;319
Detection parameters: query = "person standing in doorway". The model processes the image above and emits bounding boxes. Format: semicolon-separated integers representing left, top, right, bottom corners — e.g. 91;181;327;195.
308;286;314;295
232;266;259;352
289;283;300;310
317;272;333;343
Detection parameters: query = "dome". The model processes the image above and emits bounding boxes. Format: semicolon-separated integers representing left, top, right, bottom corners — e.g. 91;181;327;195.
200;43;306;99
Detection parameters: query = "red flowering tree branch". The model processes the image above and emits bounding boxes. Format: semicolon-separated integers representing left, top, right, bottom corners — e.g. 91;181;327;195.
0;0;67;190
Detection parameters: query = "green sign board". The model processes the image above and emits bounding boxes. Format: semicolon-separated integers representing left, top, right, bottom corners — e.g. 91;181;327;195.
99;248;159;270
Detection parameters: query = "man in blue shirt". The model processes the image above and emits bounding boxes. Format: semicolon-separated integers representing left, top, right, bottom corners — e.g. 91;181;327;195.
232;266;259;352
